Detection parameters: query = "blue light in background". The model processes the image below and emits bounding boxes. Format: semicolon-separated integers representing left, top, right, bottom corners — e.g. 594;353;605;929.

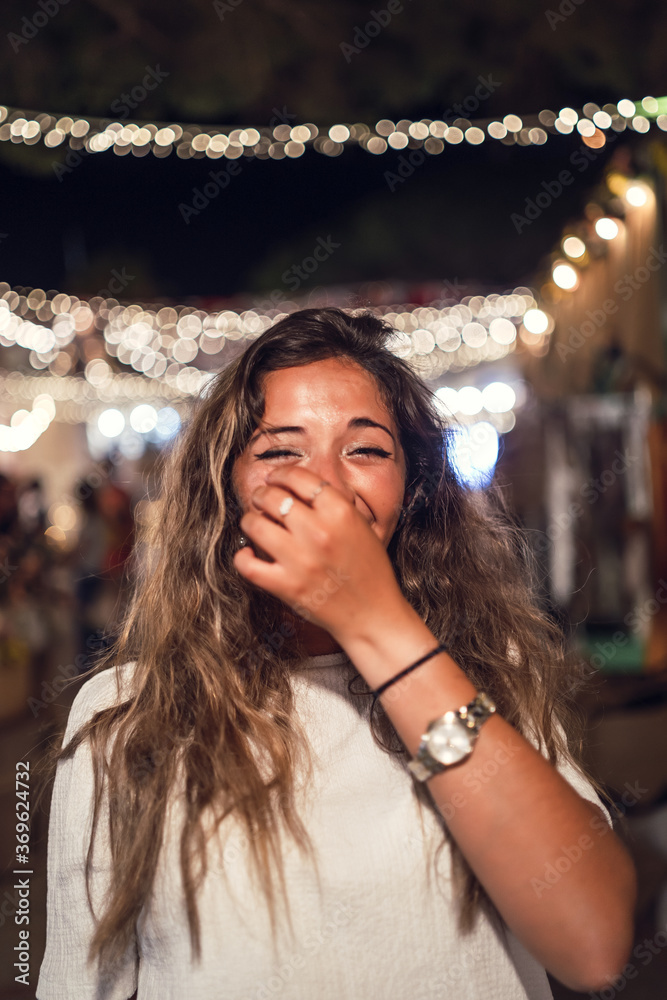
447;421;499;489
152;407;181;442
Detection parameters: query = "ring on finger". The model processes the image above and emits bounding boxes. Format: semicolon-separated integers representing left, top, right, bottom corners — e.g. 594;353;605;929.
309;480;330;502
279;495;294;517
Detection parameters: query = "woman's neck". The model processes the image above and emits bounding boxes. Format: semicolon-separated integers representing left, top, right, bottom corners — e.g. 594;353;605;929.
285;613;343;656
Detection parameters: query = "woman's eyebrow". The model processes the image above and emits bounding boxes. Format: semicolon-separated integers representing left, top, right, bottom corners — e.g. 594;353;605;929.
250;418;396;446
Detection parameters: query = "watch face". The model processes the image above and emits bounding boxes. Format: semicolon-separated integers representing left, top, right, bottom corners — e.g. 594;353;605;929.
427;714;474;765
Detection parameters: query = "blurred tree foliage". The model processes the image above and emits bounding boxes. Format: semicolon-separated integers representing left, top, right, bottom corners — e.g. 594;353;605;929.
0;0;664;125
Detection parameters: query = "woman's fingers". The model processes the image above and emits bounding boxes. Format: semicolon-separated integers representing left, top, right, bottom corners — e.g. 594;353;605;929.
248;484;311;531
264;466;342;513
238;508;300;563
233;465;402;635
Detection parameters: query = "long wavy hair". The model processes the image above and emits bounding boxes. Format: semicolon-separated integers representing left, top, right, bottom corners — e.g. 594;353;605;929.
41;306;599;978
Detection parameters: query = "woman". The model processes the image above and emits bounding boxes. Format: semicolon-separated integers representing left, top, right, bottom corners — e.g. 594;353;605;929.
37;307;636;1000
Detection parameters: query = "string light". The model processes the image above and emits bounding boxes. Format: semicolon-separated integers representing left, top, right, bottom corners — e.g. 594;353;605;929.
434;381;520;419
0;393;55;452
0;96;664;161
523;308;551;334
552;263;579;290
562;236;586;258
625;183;648;207
595;217;620;240
0;279;546;388
0;280;553;452
527;171;654;370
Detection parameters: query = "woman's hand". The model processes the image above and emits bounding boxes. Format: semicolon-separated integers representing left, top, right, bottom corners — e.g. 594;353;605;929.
232;465;409;644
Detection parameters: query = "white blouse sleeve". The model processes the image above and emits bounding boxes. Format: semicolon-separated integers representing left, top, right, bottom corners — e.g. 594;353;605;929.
36;667;139;1000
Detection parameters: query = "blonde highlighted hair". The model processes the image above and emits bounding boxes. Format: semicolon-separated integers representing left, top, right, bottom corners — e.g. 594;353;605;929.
41;306;597;976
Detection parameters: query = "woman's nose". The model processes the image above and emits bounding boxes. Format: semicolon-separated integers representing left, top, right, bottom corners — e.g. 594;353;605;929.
308;457;356;505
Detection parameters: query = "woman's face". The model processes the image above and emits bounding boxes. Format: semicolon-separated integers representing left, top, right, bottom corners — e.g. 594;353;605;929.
232;357;407;548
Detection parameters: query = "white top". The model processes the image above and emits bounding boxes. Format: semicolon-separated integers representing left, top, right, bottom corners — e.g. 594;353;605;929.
37;652;611;1000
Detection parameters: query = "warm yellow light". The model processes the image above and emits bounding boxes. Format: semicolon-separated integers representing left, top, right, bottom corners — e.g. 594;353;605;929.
408;122;429;140
617;99;636;117
50;504;77;531
625;183;648;207
595;217;620;240
387;131;408;149
593;111;612;129
606;172;627;197
554;118;573;134
559;107;578;125
562;236;586;258
503;115;522;132
328;124;350;143
552;263;579;290
465;127;485;144
523;309;550;334
289;125;310;143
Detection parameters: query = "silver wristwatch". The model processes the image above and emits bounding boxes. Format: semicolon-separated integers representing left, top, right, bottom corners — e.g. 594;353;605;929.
407;692;496;781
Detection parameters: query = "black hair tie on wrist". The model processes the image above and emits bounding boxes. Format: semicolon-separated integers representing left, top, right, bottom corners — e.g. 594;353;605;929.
370;643;449;716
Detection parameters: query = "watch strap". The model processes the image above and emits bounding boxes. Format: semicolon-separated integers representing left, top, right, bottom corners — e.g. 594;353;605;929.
407;748;442;782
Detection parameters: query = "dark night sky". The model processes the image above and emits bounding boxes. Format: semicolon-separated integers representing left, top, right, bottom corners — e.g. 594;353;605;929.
0;128;627;302
0;0;663;302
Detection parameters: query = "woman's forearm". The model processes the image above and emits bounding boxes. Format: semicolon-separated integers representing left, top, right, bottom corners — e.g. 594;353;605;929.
336;602;637;994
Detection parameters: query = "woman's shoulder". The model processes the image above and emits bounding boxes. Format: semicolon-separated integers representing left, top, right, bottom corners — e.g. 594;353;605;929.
63;661;138;746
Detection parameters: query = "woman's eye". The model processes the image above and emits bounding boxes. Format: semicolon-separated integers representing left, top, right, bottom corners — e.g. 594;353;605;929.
255;447;391;460
351;447;391;457
255;449;300;460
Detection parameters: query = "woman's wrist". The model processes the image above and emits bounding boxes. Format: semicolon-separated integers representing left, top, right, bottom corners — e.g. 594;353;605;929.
333;598;465;694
